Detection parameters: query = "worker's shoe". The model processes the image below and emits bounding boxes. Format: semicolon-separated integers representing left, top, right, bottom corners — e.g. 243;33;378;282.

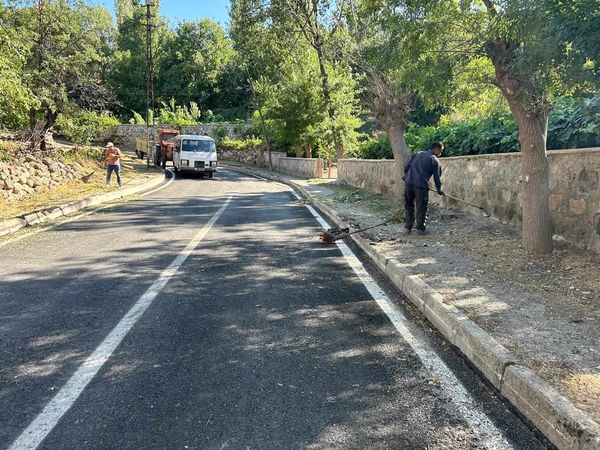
416;228;430;236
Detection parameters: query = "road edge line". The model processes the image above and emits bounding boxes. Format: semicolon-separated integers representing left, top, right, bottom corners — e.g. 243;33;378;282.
227;164;600;450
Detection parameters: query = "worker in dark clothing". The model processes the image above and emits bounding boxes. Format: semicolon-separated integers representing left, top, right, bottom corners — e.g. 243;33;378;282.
403;142;445;235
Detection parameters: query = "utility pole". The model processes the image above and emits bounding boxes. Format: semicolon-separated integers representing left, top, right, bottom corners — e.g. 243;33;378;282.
142;0;155;167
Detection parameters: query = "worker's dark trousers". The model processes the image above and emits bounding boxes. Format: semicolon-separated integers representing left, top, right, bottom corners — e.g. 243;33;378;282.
404;184;429;231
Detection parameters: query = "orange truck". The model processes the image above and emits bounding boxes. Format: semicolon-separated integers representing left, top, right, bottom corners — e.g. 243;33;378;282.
135;128;180;169
153;128;180;169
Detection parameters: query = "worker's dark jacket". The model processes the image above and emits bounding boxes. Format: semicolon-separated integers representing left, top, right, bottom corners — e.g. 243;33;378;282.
403;150;442;192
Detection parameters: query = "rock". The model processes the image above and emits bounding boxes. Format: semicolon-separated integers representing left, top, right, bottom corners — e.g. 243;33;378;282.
12;182;24;194
42;157;54;166
48;164;60;173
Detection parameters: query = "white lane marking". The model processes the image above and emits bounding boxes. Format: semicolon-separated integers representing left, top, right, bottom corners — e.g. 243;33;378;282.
141;169;174;197
303;203;513;450
9;196;232;450
0;171;173;249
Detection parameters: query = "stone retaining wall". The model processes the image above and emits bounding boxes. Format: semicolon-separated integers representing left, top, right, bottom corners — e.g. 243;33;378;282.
0;156;82;202
338;148;600;253
220;149;322;178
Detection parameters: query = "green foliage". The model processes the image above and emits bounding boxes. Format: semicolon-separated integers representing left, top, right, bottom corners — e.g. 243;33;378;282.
2;1;115;130
358;134;393;159
157;19;237;111
358;97;600;158
129;112;146;125
155;100;201;127
219;136;262;151
213;125;230;144
0;3;36;128
547;97;600;149
55;108;120;144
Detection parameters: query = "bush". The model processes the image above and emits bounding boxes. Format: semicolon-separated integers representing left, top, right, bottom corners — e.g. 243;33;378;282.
356;96;600;159
55;109;120;144
358;134;393;159
547;97;600;149
219;136;262;151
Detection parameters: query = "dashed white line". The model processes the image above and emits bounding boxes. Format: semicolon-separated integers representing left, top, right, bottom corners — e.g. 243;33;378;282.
8;196;232;450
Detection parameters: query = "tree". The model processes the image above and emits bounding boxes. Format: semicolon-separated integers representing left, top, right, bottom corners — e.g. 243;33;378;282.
472;0;598;252
109;0;166;116
276;0;352;159
0;2;36;128
348;0;456;197
157;19;235;111
10;0;115;152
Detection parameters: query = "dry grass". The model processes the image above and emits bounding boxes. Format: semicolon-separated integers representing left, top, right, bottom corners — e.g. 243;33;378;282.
0;149;160;221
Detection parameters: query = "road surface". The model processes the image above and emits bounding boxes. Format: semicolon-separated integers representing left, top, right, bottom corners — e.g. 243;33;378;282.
0;169;549;449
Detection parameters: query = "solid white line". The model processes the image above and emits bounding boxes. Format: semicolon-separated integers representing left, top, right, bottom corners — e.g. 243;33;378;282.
141;169;174;197
303;204;513;450
8;196;232;450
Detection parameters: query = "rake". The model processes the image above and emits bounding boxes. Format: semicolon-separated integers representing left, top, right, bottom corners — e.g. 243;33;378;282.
319;221;388;244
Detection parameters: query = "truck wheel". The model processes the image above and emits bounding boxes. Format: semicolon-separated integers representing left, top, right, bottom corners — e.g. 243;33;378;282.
161;155;167;169
208;172;214;179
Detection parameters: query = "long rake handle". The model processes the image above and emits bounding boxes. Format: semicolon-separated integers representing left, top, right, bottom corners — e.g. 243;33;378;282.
347;221;387;235
428;188;486;211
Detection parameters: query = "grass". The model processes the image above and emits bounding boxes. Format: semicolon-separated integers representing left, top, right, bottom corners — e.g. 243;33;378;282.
0;144;161;220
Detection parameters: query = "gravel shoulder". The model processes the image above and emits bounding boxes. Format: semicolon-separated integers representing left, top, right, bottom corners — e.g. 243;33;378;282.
297;178;600;424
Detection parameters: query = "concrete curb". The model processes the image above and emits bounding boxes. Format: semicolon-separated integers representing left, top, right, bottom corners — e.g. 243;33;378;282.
0;173;165;238
227;164;600;450
0;217;27;237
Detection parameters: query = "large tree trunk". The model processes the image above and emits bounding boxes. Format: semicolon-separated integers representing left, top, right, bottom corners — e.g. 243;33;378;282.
386;123;411;199
487;35;554;254
510;103;553;253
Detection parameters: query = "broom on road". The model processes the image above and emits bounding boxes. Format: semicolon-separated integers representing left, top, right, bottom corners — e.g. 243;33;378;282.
319;221;388;244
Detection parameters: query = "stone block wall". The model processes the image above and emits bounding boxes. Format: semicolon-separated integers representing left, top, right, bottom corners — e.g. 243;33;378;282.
338;159;398;196
276;157;323;179
0;156;83;202
338;148;600;253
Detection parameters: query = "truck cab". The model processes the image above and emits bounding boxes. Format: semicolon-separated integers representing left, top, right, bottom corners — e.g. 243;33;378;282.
171;134;217;178
155;128;179;169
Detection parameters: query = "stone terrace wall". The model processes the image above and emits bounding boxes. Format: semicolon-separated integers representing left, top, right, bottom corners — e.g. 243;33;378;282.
276;157;323;179
338;148;600;253
108;124;243;151
0;156;82;202
338;159;398;196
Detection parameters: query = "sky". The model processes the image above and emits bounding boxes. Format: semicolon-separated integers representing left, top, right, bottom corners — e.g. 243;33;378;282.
92;0;231;27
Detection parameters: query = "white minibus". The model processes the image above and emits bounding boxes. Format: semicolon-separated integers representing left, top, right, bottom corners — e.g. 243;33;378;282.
170;134;218;178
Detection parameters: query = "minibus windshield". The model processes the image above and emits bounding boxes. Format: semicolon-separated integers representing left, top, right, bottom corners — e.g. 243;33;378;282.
181;139;215;152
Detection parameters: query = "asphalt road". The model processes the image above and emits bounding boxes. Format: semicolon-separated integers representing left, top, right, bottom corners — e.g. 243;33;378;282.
0;169;549;449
